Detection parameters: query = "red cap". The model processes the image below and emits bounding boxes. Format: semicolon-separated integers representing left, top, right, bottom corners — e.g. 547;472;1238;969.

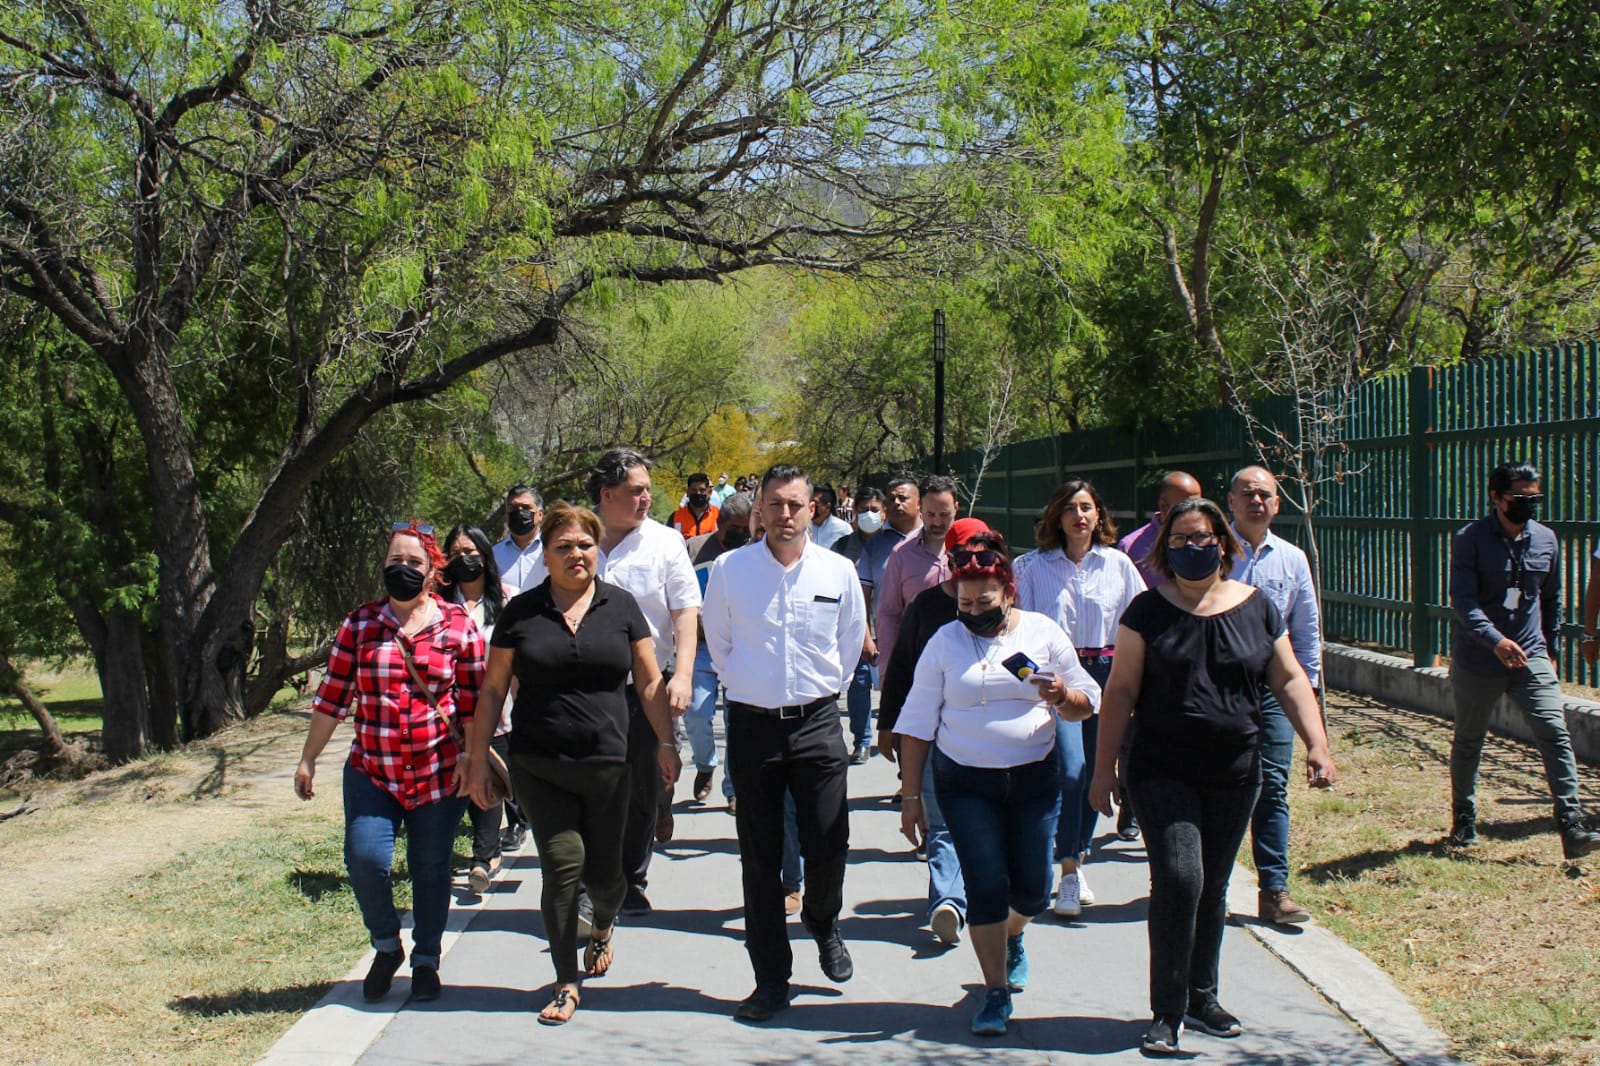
944;516;991;554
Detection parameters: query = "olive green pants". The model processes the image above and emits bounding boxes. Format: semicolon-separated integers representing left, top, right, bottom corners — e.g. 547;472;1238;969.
508;753;630;985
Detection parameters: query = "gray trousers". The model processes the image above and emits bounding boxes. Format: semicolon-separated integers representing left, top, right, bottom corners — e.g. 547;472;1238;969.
1450;656;1582;825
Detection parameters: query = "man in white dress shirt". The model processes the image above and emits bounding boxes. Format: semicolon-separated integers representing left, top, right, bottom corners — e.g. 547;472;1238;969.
588;448;701;916
491;484;546;593
703;464;868;1022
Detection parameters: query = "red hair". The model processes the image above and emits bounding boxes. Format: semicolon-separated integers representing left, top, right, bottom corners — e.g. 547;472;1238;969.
389;523;447;593
950;530;1016;600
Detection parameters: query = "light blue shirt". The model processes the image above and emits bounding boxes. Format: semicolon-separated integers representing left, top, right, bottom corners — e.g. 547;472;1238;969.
1228;526;1321;687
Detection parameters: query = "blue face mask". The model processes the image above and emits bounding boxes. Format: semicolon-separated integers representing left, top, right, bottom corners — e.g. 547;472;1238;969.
1169;543;1221;582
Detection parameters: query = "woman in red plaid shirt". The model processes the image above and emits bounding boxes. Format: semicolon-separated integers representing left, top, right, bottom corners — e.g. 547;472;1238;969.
294;522;486;1004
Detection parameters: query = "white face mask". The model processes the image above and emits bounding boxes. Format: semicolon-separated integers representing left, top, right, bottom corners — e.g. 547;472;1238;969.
855;510;885;534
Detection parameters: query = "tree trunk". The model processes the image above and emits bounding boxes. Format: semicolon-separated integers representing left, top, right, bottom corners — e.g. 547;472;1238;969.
0;653;71;764
99;610;154;764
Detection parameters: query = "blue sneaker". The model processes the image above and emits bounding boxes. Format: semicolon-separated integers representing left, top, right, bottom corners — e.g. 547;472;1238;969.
1005;933;1029;991
970;987;1013;1035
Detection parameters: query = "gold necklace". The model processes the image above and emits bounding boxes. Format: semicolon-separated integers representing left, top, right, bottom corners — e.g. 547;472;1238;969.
967;616;1008;706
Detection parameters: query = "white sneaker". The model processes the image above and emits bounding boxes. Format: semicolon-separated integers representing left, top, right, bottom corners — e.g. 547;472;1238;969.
931;903;963;945
1077;867;1095;906
1053;872;1082;917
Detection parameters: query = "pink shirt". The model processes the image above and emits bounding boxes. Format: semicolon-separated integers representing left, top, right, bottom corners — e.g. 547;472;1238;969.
875;533;948;665
1117;514;1166;588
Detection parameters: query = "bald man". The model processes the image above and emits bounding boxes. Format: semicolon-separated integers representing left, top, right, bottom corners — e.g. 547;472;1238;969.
1117;471;1203;588
1227;465;1322;925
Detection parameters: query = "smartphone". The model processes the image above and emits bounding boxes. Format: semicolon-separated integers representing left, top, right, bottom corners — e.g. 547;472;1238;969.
1000;652;1054;684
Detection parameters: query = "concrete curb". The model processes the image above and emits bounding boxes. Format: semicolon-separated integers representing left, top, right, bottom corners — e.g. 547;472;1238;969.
1323;642;1600;765
1227;866;1460;1066
254;871;499;1066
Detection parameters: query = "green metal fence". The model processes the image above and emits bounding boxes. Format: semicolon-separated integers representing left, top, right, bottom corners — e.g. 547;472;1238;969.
872;340;1600;684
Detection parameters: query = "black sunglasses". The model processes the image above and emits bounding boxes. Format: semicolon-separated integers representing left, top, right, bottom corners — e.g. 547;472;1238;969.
950;549;1004;568
391;522;435;535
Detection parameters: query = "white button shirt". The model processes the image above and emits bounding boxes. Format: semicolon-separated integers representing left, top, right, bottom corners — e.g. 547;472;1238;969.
494;535;546;594
1016;544;1146;650
703;538;868;708
598;517;702;673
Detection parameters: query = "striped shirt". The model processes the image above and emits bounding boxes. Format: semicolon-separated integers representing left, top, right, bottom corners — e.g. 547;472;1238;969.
1015;545;1145;651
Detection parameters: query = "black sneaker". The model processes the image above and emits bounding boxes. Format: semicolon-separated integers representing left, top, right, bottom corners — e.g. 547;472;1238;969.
734;984;790;1022
363;947;405;1002
620;884;653;916
1142;1014;1183;1055
1446;811;1478;848
1185;996;1242;1037
410;965;441;1002
1116;802;1140;841
817;932;854;982
1559;817;1600;860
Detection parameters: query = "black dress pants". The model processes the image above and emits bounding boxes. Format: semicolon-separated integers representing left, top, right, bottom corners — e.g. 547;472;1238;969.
621;688;661;890
727;698;850;990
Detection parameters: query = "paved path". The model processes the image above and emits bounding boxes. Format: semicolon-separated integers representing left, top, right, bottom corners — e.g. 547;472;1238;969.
281;716;1401;1066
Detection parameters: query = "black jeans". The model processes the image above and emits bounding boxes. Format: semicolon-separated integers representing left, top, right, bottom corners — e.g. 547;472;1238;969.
1128;771;1259;1017
727;698;850;990
509;753;630;986
621;686;662;890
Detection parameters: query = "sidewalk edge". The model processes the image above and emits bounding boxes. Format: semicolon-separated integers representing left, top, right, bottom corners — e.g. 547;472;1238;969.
1228;865;1461;1066
254;870;502;1066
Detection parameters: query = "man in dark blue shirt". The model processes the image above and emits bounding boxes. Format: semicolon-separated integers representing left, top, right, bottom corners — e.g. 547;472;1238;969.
1448;460;1600;859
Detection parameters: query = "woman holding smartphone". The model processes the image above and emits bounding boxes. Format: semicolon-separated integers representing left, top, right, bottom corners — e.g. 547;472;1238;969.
894;537;1102;1037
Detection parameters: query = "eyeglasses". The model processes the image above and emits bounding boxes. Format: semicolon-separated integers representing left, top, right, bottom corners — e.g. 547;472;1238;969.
950;549;1004;568
391;522;435;535
1166;531;1219;549
1504;493;1545;505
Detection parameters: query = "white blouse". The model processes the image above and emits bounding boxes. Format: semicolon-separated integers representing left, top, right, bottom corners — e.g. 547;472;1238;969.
895;609;1103;768
1016;544;1145;650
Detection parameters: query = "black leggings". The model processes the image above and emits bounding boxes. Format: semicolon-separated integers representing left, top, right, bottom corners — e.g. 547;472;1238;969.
469;734;521;862
1128;772;1259;1016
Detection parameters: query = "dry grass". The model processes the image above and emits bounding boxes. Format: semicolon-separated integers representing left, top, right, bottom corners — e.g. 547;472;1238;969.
0;707;425;1066
1283;692;1600;1065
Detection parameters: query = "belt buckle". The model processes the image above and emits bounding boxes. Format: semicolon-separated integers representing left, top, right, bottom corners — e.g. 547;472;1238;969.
778;704;803;720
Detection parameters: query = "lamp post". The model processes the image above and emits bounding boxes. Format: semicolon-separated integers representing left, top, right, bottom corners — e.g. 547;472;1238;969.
933;307;946;472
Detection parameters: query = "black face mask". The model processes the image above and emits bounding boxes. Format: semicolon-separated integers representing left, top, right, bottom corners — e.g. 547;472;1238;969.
507;508;537;536
688;492;710;508
722;527;750;548
958;604;1008;637
384;563;427;602
1503;497;1536;525
1169;543;1221;582
446;554;484;583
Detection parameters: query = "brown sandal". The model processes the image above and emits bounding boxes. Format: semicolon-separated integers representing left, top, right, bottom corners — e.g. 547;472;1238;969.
537;986;579;1025
584;927;615;977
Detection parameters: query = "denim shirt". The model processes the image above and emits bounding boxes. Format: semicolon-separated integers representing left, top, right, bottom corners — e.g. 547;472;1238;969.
1449;513;1560;676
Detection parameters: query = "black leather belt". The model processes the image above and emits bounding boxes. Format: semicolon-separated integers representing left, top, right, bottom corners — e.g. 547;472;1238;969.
730;695;837;720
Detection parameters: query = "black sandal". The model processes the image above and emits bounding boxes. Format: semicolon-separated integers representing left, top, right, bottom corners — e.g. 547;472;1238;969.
584;927;615;977
537;986;579;1025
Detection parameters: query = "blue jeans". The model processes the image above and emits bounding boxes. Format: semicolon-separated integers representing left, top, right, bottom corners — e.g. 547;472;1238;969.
343;762;467;970
688;644;722;773
1250;693;1295;892
922;758;966;921
932;747;1060;926
846;657;876;747
1055;655;1113;861
782;793;804;890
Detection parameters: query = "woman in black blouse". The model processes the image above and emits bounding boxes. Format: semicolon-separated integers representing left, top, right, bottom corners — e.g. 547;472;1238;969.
465;502;680;1025
1087;499;1334;1055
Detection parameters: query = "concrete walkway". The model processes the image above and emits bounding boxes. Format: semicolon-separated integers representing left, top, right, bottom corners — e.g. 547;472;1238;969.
265;721;1421;1066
